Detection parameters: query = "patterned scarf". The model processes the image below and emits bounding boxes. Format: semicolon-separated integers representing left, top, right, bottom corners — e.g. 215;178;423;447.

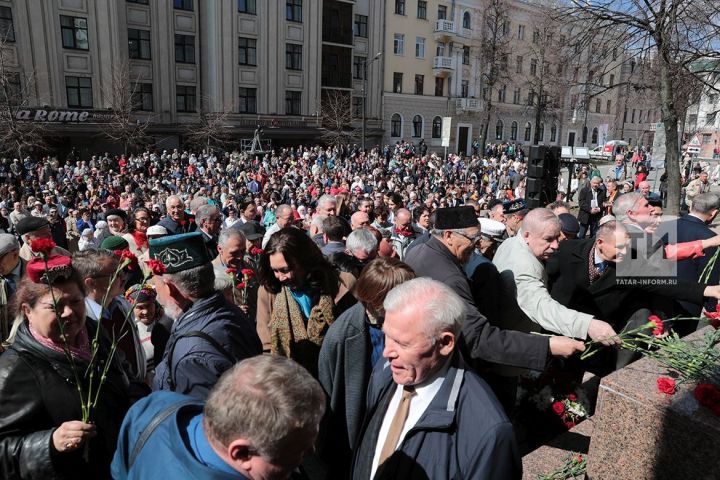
270;286;335;375
29;322;91;361
588;245;607;284
131;230;148;251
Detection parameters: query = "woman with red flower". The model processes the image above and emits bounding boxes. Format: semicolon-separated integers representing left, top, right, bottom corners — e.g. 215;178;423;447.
123;207;152;258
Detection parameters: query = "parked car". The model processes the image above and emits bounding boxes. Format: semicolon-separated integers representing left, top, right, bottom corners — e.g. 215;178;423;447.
589;140;629;160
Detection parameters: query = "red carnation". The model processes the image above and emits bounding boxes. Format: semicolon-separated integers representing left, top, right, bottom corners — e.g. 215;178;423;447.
30;238;56;256
236;282;246;290
226;267;237;275
146;259;167;276
249;246;264;256
564;421;576;430
241;268;254;277
656;377;676;395
552;401;565;415
648;315;664;337
567;393;578;402
694;383;720;415
705;310;720;330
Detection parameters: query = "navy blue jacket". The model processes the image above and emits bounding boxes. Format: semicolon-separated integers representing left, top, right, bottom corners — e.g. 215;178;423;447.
112;391;248;479
153;292;262;399
659;215;718;315
352;353;521;480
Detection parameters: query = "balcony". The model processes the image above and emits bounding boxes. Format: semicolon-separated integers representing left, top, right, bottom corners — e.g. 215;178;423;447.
433;56;455;77
434;20;456;41
455;98;482;112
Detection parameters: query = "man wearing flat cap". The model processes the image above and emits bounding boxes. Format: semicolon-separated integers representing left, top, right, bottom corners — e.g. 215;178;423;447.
152;232;262;399
16;216;71;262
404;206;585;408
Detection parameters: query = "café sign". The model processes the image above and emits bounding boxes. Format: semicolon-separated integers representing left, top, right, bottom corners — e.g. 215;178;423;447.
14;108;113;123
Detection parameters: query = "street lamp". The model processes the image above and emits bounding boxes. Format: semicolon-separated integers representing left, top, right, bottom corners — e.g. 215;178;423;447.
362;52;383;152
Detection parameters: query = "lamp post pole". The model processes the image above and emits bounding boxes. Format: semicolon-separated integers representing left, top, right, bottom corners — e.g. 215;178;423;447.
362;52;383;152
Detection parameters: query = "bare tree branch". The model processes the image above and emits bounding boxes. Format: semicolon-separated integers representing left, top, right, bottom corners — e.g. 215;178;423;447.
319;89;358;147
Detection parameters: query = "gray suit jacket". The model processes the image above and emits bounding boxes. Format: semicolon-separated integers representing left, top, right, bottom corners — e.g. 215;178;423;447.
493;234;593;339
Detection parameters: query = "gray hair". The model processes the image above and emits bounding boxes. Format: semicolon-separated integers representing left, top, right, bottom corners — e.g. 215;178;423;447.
195;204;220;227
613;192;643;223
317;194;337;210
165;263;215;298
383;277;465;341
165;195;182;209
72;250;117;280
218;228;246;248
275;204;292;218
189;196;209;213
691;192;720;214
346;228;378;256
311;215;326;233
204;355;325;462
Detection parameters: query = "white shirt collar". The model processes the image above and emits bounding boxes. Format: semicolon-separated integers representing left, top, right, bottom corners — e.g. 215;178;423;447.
85;297;103;321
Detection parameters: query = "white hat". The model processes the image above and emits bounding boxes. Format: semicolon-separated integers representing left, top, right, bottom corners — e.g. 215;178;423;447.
146;225;168;237
478;218;506;242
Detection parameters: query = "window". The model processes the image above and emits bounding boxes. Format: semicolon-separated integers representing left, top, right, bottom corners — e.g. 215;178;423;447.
0;6;14;42
395;0;405;15
530;59;537;76
432;116;442;138
609;74;614;87
238;37;257;65
391;113;402;137
416;37;425;58
66;76;92;108
354;14;368;37
516;56;523;74
538;123;545;142
239;87;257;113
513;88;521;104
286;0;302;22
517;24;525;40
352;96;363;118
437;5;447;20
532;29;540;44
612;48;618;60
463;46;470;65
631;109;636;123
175;35;195;63
412;115;422;137
524;122;532;142
353;56;366;80
462;12;471;29
128;29;151;60
415;74;424;95
393;72;403;93
238;0;256;14
132;83;153;111
127;0;149;3
528;89;535;106
606;99;611;114
639;109;643;123
176;85;196;112
501;20;510;36
591;127;599;144
435;77;444;96
550;124;557;142
394;34;404;55
436;42;445;57
582;126;588;143
174;0;193;10
595;98;601;113
60;16;88;50
286;90;301;115
500;53;508;71
417;1;427;19
461;80;469;98
497;85;506;103
495;120;503;140
286;43;302;70
510;121;518;140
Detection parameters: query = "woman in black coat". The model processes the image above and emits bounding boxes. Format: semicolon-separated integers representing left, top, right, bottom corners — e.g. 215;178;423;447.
0;256;131;479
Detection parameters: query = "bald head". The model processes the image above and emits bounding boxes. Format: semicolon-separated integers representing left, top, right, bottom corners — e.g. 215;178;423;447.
522;208;561;235
351;211;370;230
395;208;411;228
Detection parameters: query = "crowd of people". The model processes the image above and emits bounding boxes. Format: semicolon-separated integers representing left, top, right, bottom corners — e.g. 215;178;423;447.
0;142;718;479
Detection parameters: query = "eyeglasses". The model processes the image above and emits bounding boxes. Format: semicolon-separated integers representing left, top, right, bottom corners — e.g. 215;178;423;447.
453;230;481;244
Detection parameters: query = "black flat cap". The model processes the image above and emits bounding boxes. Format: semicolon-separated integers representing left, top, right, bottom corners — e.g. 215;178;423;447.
104;209;128;222
434;206;478;230
558;213;580;235
16;216;49;236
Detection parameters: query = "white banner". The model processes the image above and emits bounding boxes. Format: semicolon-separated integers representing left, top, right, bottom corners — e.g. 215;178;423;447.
441;117;452;147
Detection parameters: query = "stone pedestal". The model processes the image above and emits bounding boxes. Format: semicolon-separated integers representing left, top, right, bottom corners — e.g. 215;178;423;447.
587;327;720;480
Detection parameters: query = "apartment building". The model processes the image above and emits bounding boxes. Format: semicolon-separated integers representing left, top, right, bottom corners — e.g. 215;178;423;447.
380;0;630;154
0;0;385;155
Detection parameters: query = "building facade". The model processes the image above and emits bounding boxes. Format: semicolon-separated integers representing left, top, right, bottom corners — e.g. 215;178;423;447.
0;0;384;156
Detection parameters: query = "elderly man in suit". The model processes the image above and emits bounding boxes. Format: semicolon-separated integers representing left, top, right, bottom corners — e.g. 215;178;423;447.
493;208;619;344
578;176;606;239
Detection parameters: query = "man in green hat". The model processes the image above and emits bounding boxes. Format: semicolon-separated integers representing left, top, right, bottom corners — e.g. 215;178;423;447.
151;232;262;398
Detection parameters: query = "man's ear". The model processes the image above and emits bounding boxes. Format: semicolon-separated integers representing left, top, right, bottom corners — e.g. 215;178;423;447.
437;331;455;356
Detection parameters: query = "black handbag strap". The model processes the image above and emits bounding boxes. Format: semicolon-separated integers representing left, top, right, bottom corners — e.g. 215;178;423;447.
166;330;235;391
128;399;197;469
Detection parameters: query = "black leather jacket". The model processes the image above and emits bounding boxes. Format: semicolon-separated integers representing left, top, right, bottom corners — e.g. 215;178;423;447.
0;321;131;479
